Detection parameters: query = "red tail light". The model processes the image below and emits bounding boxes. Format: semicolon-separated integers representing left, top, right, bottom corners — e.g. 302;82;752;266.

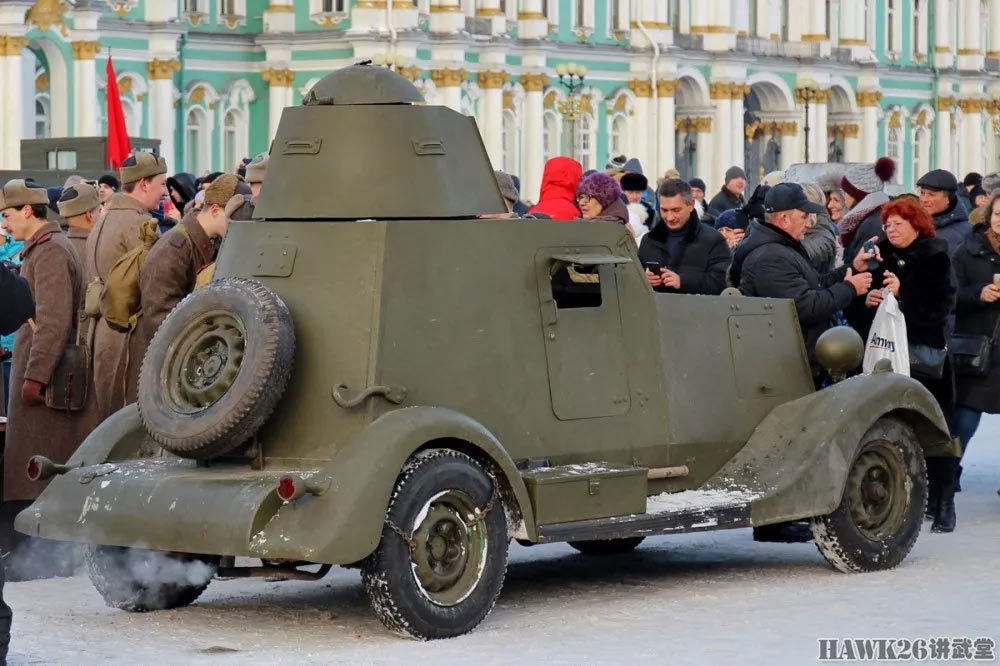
27;457;41;481
277;475;297;502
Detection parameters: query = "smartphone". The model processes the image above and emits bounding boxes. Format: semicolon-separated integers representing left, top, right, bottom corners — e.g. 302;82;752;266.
994;273;1000;287
644;261;661;274
862;239;880;271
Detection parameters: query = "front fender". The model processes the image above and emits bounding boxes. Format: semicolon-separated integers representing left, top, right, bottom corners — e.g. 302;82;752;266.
705;373;954;526
248;406;536;564
67;404;148;467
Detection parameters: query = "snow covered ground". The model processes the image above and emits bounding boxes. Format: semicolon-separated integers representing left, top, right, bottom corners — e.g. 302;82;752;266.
6;416;1000;665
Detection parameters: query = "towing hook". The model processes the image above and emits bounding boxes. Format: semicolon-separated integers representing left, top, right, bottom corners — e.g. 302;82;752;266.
26;455;75;482
276;474;331;502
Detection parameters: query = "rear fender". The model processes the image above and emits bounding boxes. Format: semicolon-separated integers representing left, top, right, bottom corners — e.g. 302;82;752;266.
705;373;953;526
249;406;535;564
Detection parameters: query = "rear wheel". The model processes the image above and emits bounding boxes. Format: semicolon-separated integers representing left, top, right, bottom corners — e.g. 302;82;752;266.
85;545;219;611
569;537;645;556
361;449;508;640
810;417;926;573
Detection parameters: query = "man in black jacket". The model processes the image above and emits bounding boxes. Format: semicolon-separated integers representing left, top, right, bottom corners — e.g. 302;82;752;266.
638;179;730;296
733;183;874;381
0;264;30;664
704;166;747;224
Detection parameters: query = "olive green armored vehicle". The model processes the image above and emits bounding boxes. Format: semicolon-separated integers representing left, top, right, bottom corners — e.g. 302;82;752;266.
17;66;956;640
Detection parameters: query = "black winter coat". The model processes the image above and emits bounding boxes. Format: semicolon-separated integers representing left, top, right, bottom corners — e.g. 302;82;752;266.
637;211;731;295
0;268;33;335
846;236;956;348
953;226;1000;413
733;222;854;373
705;187;745;223
843;208;886;266
932;199;973;256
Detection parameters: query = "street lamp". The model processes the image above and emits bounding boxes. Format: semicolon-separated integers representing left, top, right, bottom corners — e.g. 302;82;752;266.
372;51;406;71
798;80;820;164
555;63;588;161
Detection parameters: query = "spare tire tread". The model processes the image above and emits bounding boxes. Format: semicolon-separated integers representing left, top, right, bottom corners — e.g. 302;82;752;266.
138;277;295;459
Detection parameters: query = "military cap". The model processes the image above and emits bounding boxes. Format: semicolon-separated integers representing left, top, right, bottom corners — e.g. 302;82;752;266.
119;152;168;185
0;179;50;210
916;169;959;192
57;183;101;218
245;153;269;184
225;194;255;221
204;174;246;208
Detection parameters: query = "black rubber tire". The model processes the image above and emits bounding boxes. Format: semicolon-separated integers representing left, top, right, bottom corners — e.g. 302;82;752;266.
85;545;219;612
361;449;509;640
810;417;927;573
568;537;645;556
138;277;295;459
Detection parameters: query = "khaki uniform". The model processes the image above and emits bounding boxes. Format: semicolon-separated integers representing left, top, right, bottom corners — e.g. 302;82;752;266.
65;226;89;273
122;213;214;402
3;222;83;501
84;193;154;416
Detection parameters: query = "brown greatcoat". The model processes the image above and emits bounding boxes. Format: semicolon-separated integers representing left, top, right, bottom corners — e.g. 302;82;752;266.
84;192;154;417
122;213;214;403
64;225;103;438
4;222;84;501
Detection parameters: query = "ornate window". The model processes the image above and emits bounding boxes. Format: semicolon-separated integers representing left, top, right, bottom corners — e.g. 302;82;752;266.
886;125;902;177
182;0;207;26
610;114;628;160
576;113;595;170
218;0;247;29
310;0;348;26
185;107;210;175
912;0;926;59
885;0;901;55
543;111;560;162
34;96;50;138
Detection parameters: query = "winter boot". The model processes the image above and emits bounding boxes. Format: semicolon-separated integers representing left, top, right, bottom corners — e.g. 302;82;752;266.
954;464;962;493
931;484;956;533
925;477;939;520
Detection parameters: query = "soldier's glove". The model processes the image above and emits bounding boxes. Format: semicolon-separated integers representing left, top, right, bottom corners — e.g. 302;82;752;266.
21;379;45;406
0;347;10;362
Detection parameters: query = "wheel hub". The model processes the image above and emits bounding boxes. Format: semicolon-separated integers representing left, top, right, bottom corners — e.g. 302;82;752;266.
409;491;487;607
847;445;907;541
165;313;247;414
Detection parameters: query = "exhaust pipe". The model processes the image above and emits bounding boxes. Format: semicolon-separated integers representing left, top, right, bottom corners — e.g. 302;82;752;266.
27;455;74;482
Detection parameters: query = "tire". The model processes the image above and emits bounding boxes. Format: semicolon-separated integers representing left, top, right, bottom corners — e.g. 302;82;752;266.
810;417;927;573
85;545;219;612
138;277;295;459
569;537;645;556
361;449;509;640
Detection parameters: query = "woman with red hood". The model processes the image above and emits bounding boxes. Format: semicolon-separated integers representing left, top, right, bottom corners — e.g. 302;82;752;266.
528;156;583;220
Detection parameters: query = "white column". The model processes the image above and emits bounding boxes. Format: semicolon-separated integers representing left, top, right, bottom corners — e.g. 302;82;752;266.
657;81;676;178
814;95;829;163
630;90;651;173
780;128;798;170
72;42;99;136
263;0;294;32
732;0;749;35
935;0;954;67
990;0;1000;57
844;125;861;162
806;0;827;39
149;74;175;167
959;99;984;176
518;0;548;39
430;0;464;33
711;83;733;174
476;0;506;34
0;39;25;169
936;102;952;172
754;0;771;37
263;67;294;142
958;0;984;69
857;91;881;163
480;72;504;168
521;73;545;204
731;86;745;171
695;122;713;190
690;0;708;31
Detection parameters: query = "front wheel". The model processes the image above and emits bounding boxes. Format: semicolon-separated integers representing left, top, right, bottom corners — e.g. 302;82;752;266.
810;417;926;573
85;545;219;611
361;449;509;640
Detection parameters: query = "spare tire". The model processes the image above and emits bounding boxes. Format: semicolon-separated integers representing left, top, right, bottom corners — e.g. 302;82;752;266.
138;277;295;459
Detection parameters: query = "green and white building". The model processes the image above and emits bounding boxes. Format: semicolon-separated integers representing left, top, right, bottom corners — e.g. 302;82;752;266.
1;0;999;200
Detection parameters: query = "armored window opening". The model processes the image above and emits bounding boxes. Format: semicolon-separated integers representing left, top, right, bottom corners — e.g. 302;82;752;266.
551;263;602;309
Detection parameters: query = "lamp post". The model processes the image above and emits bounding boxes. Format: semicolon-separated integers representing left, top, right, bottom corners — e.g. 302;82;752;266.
555;62;587;161
798;81;820;164
372;51;405;71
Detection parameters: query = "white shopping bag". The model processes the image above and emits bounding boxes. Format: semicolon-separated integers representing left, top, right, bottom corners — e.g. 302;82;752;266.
862;291;910;376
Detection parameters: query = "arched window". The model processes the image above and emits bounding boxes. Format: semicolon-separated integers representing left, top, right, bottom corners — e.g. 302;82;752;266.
34;95;50;138
886;124;902;182
185;107;209;174
223;110;239;174
543;111;560;161
610;114;628;160
502;109;519;175
913;127;926;189
576;113;594;169
912;0;926;58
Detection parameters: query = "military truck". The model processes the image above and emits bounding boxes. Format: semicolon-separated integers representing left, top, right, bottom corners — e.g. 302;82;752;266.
16;66;956;641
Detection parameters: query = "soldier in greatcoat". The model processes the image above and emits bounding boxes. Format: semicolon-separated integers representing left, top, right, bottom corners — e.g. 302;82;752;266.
122;175;249;402
0;180;83;502
84;153;167;417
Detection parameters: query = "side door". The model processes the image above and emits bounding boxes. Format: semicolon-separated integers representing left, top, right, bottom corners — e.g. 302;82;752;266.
535;248;632;421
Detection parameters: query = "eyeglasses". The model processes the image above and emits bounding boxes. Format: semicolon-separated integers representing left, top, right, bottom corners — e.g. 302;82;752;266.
576;194;594;204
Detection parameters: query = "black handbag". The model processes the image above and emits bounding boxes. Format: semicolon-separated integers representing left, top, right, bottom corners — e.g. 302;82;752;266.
908;343;947;380
951;334;992;377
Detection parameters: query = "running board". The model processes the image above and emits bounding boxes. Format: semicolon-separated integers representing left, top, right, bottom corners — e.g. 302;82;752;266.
535;488;757;543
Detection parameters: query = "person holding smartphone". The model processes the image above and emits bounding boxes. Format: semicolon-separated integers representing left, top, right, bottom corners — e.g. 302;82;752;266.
638;178;730;296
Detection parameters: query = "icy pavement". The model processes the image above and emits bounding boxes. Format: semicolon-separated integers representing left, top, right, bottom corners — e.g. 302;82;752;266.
6;417;1000;666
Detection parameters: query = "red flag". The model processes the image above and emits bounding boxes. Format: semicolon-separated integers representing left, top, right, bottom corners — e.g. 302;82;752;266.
105;56;132;169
